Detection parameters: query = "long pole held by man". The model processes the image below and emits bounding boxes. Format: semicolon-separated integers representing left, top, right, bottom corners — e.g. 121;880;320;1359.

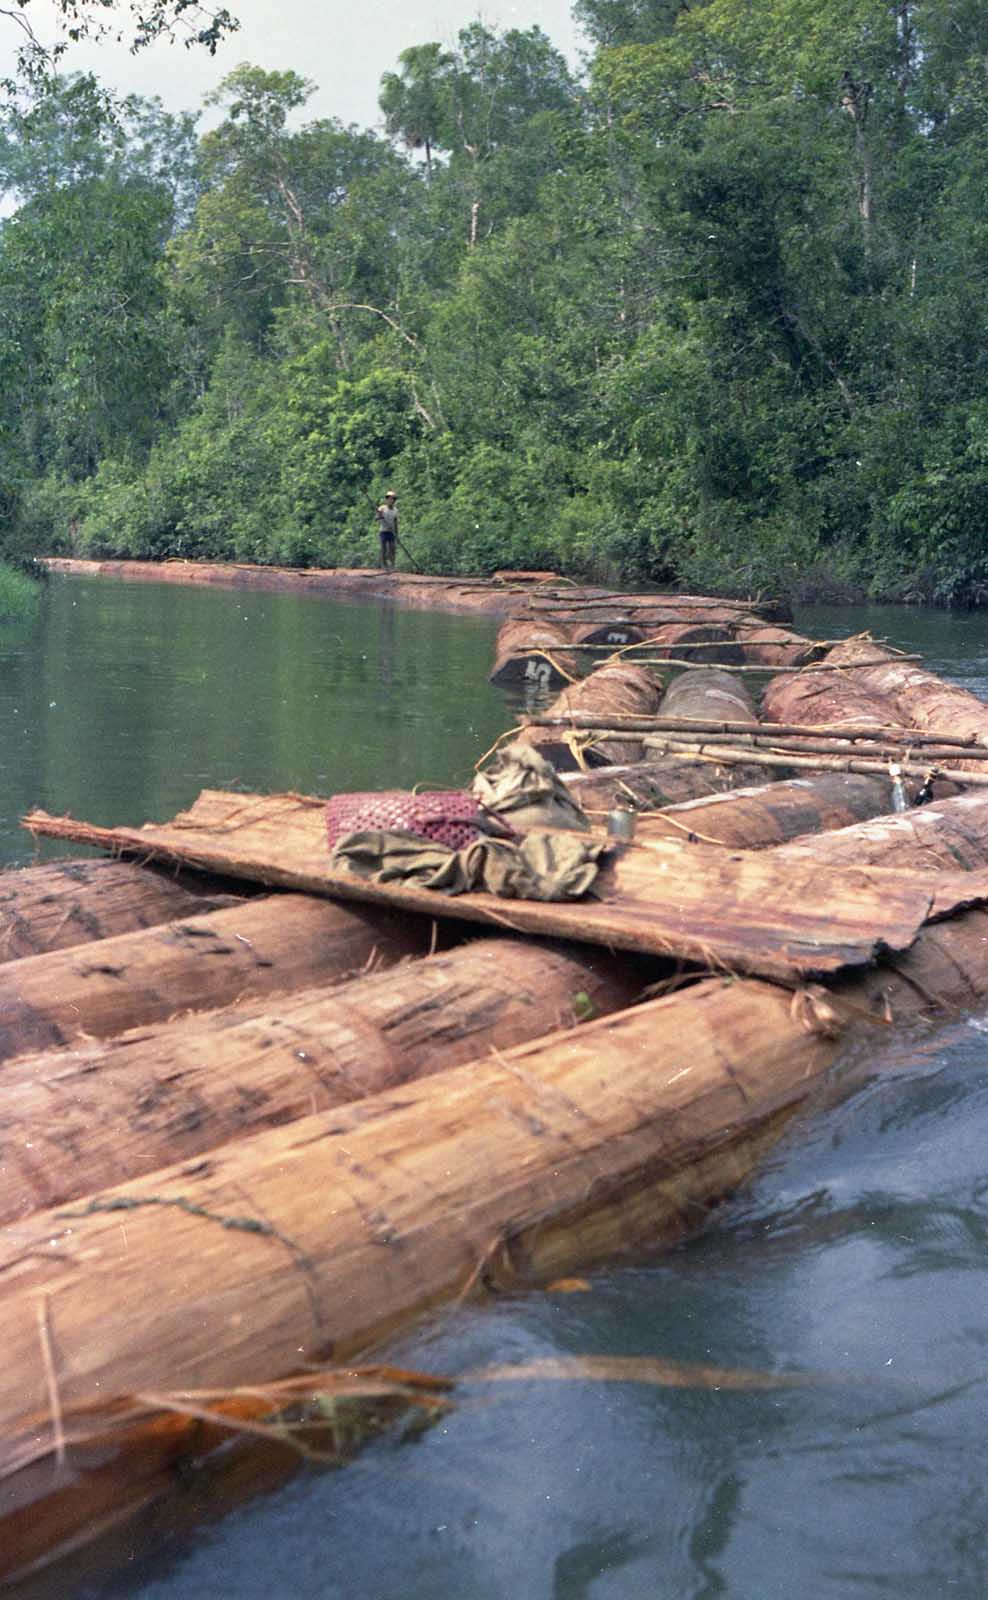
370;489;421;572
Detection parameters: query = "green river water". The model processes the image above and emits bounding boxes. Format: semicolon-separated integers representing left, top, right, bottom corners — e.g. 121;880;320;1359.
4;576;988;1600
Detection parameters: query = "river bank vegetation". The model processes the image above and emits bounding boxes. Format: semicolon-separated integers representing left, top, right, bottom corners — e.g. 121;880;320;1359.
2;2;988;602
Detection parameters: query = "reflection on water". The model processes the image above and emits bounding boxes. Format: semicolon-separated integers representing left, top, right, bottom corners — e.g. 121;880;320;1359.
0;577;506;867
6;586;988;1600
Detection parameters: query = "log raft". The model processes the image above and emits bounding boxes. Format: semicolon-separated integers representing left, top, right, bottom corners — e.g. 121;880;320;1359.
7;597;988;1581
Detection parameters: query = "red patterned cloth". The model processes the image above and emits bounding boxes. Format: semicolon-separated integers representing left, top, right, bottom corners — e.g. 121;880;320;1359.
325;790;514;852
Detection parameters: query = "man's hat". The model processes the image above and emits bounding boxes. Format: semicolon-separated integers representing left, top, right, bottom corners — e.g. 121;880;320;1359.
385;489;397;499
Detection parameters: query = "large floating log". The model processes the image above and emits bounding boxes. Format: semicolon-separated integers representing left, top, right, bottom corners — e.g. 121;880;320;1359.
0;936;645;1226
25;788;982;982
567;755;772;811
619;773;893;849
771;791;988;872
762;641;907;729
659;667;758;727
731;625;825;667
4;900;988;1578
515;662;663;768
487;619;578;690
822;639;988;759
0;893;434;1060
0;858;239;964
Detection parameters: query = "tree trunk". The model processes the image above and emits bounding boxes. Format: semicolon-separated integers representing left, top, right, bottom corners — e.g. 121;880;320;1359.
0;859;239;963
516;663;663;769
822;640;988;761
0;893;434;1060
762;647;906;729
0;936;645;1226
623;773;893;848
488;619;579;689
659;668;758;726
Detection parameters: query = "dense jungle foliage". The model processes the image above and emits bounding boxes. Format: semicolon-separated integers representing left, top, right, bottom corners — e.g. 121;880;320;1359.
3;2;988;600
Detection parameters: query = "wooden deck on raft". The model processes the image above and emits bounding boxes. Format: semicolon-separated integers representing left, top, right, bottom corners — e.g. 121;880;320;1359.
23;789;988;983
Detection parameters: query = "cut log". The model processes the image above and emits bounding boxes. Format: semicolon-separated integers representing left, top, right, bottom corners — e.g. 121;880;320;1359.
731;626;825;667
571;619;646;646
821;640;988;761
0;893;435;1060
0;937;646;1226
621;773;894;848
0;858;240;964
762;644;907;729
659;668;758;726
3;899;988;1582
515;662;663;769
771;790;988;872
487;619;579;690
643;623;741;666
566;757;775;812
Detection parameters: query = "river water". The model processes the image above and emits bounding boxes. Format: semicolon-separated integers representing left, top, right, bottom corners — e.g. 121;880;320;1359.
4;579;988;1600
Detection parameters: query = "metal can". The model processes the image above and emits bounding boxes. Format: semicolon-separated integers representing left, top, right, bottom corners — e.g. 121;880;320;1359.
606;808;637;842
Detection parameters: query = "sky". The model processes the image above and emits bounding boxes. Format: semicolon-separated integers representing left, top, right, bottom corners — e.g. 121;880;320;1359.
3;0;587;132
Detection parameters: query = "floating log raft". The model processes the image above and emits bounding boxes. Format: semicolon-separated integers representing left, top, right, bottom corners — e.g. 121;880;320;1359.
0;858;240;963
0;893;438;1061
0;936;647;1226
25;788;984;983
515;662;663;768
5;896;988;1582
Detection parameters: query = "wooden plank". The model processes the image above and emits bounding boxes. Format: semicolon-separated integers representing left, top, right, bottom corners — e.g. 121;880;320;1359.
21;789;988;981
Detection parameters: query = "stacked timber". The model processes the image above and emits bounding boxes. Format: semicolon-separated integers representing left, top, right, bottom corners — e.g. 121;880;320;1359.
488;618;579;689
0;936;648;1224
515;661;662;769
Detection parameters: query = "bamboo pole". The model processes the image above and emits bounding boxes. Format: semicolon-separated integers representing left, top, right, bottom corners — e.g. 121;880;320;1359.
0;892;438;1061
527;713;971;746
0;859;239;964
0;937;647;1227
637;736;988;789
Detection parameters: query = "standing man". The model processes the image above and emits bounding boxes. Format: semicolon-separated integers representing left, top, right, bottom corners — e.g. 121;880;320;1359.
376;489;398;570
